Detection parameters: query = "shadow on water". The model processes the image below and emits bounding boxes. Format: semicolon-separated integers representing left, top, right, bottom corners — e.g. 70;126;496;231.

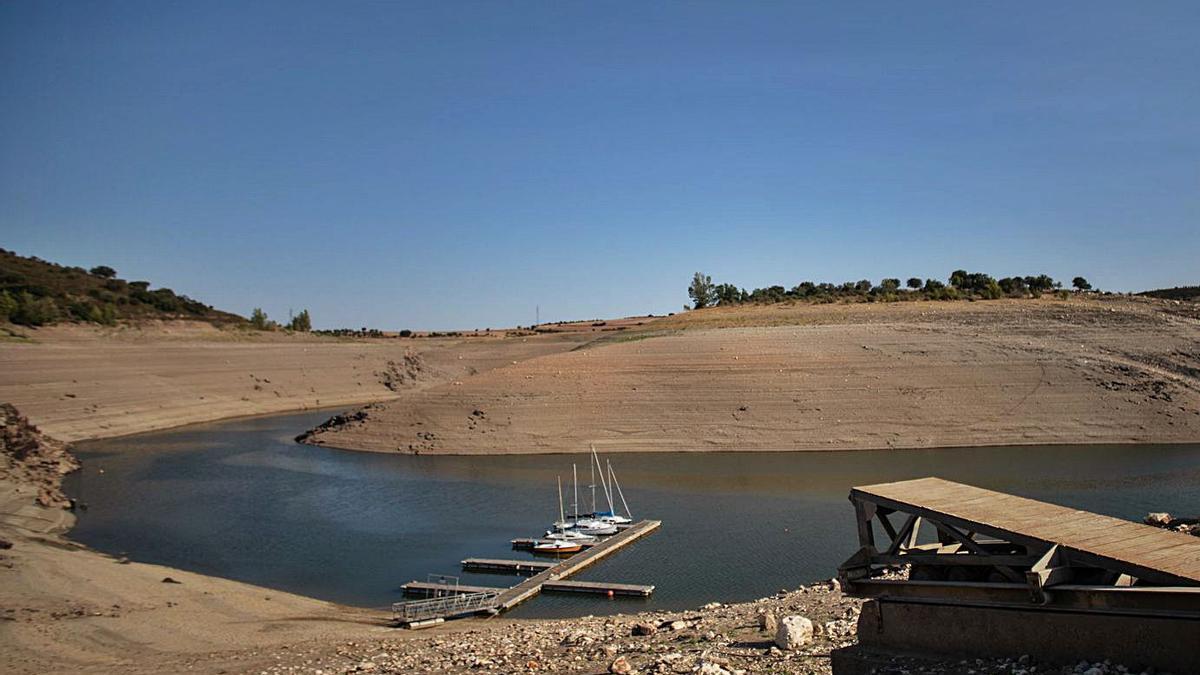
64;409;1200;619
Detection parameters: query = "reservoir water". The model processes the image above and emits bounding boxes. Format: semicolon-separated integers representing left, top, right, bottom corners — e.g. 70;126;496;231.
65;409;1200;618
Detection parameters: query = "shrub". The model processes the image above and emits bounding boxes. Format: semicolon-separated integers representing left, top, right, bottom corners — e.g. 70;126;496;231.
0;290;16;320
89;265;117;278
10;291;59;326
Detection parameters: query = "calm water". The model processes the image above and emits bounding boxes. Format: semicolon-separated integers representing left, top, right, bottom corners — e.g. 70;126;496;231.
65;409;1200;618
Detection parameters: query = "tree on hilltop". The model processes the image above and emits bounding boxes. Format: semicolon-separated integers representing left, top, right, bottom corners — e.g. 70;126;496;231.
89;265;117;278
1072;277;1092;292
250;307;270;330
906;278;922;290
688;272;715;309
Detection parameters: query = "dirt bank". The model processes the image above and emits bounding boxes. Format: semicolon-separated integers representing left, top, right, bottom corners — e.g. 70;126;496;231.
0;322;591;442
304;296;1200;455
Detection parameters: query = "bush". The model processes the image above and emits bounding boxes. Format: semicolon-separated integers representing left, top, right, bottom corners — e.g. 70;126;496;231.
89;265;117;278
0;290;16;321
10;291;59;326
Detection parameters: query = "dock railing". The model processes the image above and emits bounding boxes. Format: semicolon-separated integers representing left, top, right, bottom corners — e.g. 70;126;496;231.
391;590;500;623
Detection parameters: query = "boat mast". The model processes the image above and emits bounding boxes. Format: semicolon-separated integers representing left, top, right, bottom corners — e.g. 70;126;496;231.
557;475;565;532
594;446;614;515
609;459;632;518
572;463;579;522
589;447;596;515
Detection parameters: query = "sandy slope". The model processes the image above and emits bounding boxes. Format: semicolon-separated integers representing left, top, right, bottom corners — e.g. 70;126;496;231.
0;322;589;442
305;297;1200;454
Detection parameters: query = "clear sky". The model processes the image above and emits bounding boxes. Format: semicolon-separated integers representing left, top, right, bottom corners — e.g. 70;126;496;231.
2;2;1197;330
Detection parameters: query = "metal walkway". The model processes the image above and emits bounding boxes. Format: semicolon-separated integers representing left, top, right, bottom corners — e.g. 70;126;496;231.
391;590;500;623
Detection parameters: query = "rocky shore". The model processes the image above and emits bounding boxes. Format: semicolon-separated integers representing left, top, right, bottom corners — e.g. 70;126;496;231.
240;578;1154;675
0;402;79;510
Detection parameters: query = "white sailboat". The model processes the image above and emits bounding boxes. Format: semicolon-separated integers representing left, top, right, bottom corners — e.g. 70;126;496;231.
570;448;617;536
534;476;584;554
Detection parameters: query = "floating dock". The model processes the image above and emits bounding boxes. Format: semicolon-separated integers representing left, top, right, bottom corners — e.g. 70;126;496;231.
493;519;661;610
392;519;661;625
461;558;556;574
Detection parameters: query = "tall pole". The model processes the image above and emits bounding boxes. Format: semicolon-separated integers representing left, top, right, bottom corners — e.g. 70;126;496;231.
572;464;579;522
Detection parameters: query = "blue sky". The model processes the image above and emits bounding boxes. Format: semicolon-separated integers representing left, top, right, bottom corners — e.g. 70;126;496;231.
2;2;1197;330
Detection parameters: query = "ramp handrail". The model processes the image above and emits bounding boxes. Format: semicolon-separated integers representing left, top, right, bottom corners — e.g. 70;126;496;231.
392;590;499;623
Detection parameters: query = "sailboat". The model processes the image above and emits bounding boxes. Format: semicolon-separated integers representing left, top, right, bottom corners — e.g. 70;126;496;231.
544;464;598;542
597;459;633;526
569;449;617;536
534;476;584;554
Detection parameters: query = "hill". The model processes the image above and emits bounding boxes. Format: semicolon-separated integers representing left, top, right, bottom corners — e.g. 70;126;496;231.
1139;286;1200;302
300;296;1200;454
0;248;243;326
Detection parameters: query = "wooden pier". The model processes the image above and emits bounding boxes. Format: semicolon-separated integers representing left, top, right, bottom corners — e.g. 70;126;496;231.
402;579;654;598
834;477;1200;673
393;519;661;624
493;519;661;610
840;477;1200;595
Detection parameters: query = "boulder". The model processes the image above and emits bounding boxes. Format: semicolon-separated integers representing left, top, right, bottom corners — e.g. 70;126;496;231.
774;615;814;650
609;655;634;674
698;663;730;675
757;610;778;634
631;622;657;636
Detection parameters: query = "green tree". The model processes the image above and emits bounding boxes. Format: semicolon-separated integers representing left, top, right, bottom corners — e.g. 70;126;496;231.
289;309;312;331
250;307;270;330
89;265;117;278
906;278;922;290
688;272;715;309
949;269;969;288
1072;276;1092;292
714;283;742;305
880;278;901;292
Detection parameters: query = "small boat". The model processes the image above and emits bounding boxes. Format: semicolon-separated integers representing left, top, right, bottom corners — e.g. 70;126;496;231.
572;517;617;536
543;528;597;543
532;538;583;554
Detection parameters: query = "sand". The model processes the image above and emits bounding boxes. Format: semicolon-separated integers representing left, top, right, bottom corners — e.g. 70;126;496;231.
0;321;590;442
304;297;1200;454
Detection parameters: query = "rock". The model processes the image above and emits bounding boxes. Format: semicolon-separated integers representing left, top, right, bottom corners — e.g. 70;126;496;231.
631;622;657;636
701;602;722;610
161;577;182;584
668;620;689;631
774;615;814;650
757;610;778;634
1144;512;1172;527
609;655;634;674
0;538;12;550
698;663;730;675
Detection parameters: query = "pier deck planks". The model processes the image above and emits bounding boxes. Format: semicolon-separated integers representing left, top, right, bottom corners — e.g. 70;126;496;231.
852;477;1200;585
